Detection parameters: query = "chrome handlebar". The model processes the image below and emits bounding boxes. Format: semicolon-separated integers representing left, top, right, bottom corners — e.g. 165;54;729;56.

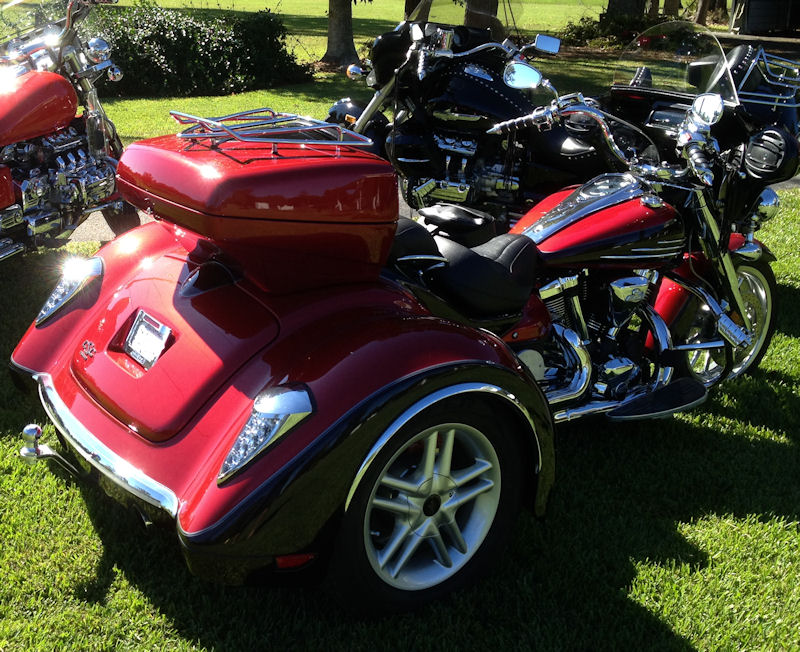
488;98;717;186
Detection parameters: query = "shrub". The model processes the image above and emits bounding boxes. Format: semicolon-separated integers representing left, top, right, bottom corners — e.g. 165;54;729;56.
558;14;666;48
86;1;311;97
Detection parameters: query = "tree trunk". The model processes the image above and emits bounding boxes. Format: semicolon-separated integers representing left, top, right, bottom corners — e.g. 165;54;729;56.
464;0;500;34
663;0;681;16
322;0;359;68
647;0;660;17
694;0;710;24
604;0;648;19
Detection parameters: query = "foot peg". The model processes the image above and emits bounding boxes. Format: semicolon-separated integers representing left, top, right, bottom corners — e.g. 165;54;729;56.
20;424;82;476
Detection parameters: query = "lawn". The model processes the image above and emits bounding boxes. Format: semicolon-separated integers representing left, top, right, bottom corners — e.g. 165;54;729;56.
1;0;800;649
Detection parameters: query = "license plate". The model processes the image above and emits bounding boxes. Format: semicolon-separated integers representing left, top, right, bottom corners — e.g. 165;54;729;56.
124;310;172;370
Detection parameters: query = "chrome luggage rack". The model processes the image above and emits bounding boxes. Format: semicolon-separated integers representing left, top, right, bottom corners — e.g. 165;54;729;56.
737;50;800;109
170;108;373;153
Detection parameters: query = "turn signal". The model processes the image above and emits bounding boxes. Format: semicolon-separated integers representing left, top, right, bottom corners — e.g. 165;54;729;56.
36;257;103;326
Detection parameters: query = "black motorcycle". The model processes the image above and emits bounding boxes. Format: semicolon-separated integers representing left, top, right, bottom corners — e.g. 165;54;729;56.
328;0;611;229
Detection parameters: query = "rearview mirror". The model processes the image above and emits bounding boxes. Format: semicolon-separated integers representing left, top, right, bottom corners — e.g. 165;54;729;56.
503;61;543;90
691;93;724;126
533;34;560;55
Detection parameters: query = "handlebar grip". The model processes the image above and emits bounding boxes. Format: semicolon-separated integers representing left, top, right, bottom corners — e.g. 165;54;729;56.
685;142;714;186
488;106;555;135
417;50;427;81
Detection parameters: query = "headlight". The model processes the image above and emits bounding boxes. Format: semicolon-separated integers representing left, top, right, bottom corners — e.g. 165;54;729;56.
218;386;313;484
36;257;103;326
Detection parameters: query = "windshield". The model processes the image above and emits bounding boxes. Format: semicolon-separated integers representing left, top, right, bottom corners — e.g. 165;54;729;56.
0;0;67;43
408;0;531;42
613;21;738;104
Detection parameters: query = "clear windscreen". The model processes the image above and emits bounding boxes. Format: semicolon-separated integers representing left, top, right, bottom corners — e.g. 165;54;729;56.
1;0;67;43
612;21;739;104
407;0;528;42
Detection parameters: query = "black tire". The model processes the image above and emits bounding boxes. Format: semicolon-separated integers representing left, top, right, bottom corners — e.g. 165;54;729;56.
680;259;777;386
102;202;141;237
329;397;523;613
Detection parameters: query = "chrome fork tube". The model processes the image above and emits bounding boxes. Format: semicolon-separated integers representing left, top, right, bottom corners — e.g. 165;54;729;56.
353;78;396;134
695;190;752;330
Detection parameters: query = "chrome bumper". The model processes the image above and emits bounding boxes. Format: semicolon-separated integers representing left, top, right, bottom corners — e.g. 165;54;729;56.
25;373;178;517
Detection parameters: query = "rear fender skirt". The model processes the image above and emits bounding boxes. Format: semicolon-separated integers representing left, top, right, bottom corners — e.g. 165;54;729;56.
177;362;553;559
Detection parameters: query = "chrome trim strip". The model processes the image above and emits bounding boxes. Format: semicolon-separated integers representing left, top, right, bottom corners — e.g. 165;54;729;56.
34;373;179;517
524;174;646;245
344;382;542;511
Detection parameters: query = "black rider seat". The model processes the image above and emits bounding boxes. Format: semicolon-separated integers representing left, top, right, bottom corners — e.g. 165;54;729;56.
418;203;497;248
389;217;539;317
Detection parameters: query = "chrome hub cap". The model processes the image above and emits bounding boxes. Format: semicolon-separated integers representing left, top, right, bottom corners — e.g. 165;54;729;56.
364;424;501;591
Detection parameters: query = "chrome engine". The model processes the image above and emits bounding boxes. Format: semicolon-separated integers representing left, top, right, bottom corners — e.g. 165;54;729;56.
516;272;676;422
0;126;116;238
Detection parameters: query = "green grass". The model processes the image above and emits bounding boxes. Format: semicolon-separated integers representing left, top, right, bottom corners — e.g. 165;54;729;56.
1;194;799;647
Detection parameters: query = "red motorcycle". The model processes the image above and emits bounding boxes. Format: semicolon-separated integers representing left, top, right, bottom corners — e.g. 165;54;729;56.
11;24;793;611
0;0;134;262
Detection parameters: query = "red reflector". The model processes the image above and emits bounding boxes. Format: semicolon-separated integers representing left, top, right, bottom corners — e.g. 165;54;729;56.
275;553;316;570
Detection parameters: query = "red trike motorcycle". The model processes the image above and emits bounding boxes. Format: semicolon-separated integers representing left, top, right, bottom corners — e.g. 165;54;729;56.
1;0;134;261
12;23;794;611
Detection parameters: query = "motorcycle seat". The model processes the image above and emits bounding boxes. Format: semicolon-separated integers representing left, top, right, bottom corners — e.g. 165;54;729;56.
388;218;538;317
433;234;538;316
418;203;497;248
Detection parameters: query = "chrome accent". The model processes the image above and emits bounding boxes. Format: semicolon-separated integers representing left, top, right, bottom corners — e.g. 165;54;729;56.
345;383;542;511
106;64;123;83
86;37;111;63
32;373;179;517
20;423;81;475
524;174;645;245
464;63;493;82
410;179;437;205
610;277;650;308
123;310;172;370
737;50;800;109
733;234;762;261
666;274;753;349
172;108;373;150
432;110;484;123
539;275;579;301
26;210;61;236
0;238;25;261
544;325;592;406
434;135;478;157
672;340;726;351
218;386;314;484
754;188;779;223
641;194;664;209
346;64;367;80
1;204;23;231
427;181;471;203
695;190;753;331
552;306;674;423
353;77;395;134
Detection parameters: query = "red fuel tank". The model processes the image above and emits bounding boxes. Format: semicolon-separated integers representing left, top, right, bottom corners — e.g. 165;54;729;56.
0;71;78;147
513;174;685;269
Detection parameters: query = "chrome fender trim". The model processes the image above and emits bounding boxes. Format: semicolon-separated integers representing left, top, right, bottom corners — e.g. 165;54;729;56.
344;382;542;511
34;373;179;517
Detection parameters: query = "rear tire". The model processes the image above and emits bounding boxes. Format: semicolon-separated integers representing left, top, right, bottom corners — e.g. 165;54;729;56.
329;398;523;613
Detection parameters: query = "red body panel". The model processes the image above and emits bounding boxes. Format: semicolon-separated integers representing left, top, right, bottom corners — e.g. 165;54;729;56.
116;137;398;293
502;295;552;343
0;165;14;208
0;71;78;147
12;222;526;534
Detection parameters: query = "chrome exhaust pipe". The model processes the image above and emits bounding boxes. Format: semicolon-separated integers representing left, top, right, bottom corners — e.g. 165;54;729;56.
20;424;82;476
